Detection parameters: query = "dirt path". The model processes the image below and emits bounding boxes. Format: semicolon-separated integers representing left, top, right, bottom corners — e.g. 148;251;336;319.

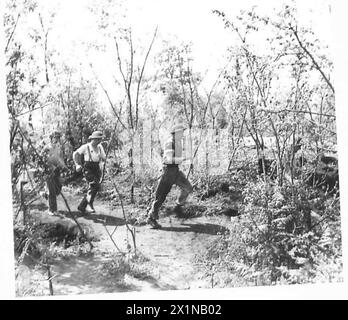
23;188;232;296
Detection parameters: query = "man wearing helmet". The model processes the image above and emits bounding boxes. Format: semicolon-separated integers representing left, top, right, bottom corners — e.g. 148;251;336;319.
73;130;106;215
147;123;193;229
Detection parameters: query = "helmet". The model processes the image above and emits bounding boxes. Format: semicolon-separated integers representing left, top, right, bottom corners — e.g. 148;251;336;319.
88;130;104;140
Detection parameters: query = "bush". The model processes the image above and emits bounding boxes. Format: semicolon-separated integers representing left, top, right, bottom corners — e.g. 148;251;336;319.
199;177;343;287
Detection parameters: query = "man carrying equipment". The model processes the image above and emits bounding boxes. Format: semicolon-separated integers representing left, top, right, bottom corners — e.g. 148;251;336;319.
73;130;106;214
147;123;193;229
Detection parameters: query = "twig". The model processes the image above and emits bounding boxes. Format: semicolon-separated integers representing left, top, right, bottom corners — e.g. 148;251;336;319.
46;274;58;282
22;252;55;296
102;223;125;255
111;226;118;237
15;121;46;167
135;26;158;126
289;25;334;94
20;182;26;224
99;115;123;184
259;108;336;119
114;35;133;128
46;263;54;295
5;13;20;53
112;181;137;254
227;106;248;170
15;192;43;222
91;66;127;130
16;102;54;117
17;238;31;265
186;59;232;179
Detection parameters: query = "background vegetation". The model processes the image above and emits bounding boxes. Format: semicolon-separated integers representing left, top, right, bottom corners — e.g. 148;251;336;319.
5;0;341;294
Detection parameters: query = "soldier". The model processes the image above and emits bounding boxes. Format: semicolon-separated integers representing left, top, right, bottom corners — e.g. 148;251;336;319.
147;124;193;229
73;130;106;215
42;131;68;215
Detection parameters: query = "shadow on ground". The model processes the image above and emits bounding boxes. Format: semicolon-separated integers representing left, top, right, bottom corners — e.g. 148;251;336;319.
67;211;126;226
160;223;229;235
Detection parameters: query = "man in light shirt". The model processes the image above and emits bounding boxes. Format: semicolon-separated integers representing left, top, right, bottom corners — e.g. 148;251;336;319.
147;124;193;229
42;131;68;215
73;130;106;215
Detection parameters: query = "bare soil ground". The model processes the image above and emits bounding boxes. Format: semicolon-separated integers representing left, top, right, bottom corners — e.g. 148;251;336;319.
16;187;233;296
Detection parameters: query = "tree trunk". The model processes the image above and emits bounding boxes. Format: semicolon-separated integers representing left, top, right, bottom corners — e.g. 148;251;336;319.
129;142;135;204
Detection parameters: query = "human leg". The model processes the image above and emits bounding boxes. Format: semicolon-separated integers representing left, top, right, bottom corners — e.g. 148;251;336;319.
148;168;175;220
46;173;59;213
86;180;100;210
78;163;100;214
174;170;193;206
173;170;193;216
78;196;88;213
147;166;178;228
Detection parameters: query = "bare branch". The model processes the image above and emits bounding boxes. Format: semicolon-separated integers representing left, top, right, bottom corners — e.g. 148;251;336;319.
177;53;189;122
289;25;334;94
227;106;248;170
129;29;134;85
99;111;123;184
128;29;134;128
259;108;336;119
102;223;125;254
91;65;127;130
112;181;137;254
5;13;20;53
186;58;232;179
39;13;50;84
16;102;54;117
59;191;94;251
114;36;129;92
114;36;133;129
135;26;158;127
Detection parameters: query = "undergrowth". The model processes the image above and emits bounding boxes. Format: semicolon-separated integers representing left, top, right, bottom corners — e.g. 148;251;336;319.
197;177;342;287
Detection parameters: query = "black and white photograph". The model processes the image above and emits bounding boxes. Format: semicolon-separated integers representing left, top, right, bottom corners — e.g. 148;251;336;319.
1;0;346;299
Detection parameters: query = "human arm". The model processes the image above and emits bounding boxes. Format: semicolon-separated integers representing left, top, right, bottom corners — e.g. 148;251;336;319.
162;139;190;164
98;144;106;162
73;145;85;171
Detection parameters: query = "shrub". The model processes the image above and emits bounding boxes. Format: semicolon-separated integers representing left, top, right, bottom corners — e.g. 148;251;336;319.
199;177;342;287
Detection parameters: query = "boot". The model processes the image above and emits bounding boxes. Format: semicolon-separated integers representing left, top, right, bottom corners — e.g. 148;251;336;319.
87;203;95;213
77;197;88;214
147;217;162;229
173;205;185;218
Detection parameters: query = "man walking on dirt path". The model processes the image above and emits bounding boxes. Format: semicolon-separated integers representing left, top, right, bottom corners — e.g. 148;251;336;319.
147;124;193;229
73;130;106;215
42;130;68;216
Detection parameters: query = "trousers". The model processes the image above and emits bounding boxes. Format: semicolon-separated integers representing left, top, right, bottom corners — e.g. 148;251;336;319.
149;165;193;220
46;168;62;212
78;161;101;210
